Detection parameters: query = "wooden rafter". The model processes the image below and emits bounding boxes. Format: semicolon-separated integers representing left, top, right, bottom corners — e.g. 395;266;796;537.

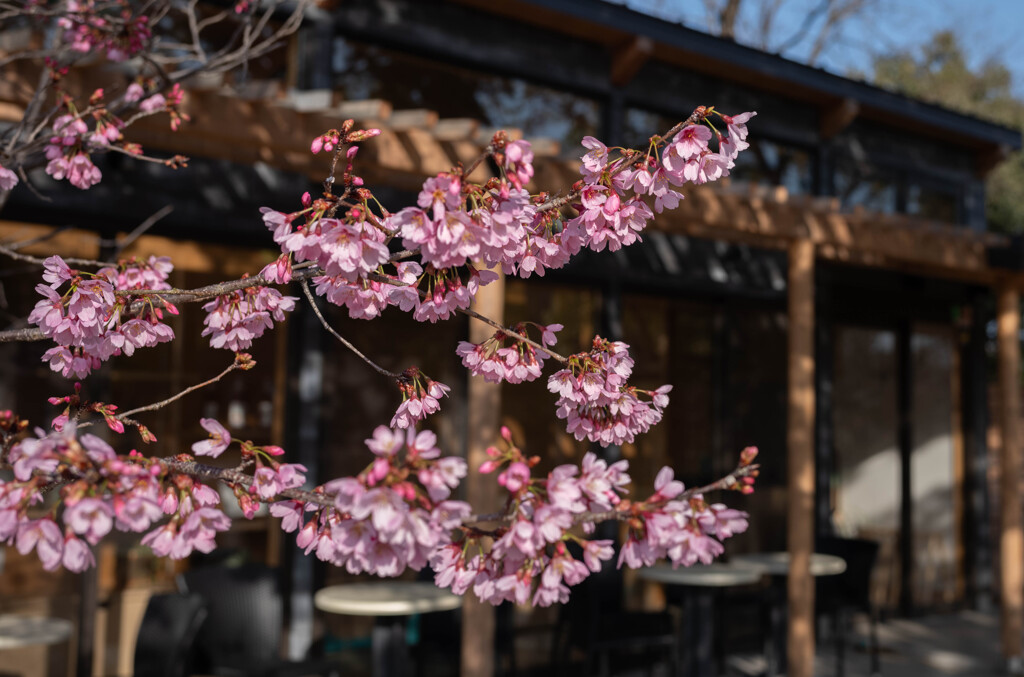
610;35;654;87
819;97;859;139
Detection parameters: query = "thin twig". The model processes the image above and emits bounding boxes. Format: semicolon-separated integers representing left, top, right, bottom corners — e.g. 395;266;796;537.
5;225;75;251
300;279;399;379
116;358;244;420
0;242;108;269
458;304;567;363
107;205;174;259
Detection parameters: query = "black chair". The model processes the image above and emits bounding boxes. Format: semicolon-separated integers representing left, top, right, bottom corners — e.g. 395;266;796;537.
179;562;340;677
551;559;680;677
816;536;882;677
133;592;208;677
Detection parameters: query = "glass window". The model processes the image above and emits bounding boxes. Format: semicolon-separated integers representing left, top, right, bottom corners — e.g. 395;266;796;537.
332;39;601;157
834;160;898;214
730;138;813;197
908;183;958;223
623;108;677;149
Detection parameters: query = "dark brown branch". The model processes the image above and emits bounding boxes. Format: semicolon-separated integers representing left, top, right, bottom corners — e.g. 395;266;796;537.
299;279;400;379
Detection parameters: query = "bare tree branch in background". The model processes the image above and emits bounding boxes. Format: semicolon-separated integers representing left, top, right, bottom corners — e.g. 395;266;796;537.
684;0;880;67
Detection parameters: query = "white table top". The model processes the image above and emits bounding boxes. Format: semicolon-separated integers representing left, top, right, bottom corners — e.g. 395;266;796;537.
638;562;763;587
315;581;463;617
0;615;73;650
732;552;847;577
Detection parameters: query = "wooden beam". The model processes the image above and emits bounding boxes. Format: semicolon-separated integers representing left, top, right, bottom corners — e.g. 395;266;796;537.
336;98;393;121
388;108;440;131
977;144;1011;178
433;118;480;141
610;35;653;87
819;98;859;139
998;283;1024;667
461;268;505;677
787;238;816;677
404;127;453;175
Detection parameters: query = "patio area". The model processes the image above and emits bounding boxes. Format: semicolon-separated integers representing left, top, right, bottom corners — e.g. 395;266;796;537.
727;609;1005;677
314;605;1008;677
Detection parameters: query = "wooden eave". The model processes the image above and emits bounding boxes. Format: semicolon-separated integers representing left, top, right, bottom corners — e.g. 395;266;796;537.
450;0;1022;154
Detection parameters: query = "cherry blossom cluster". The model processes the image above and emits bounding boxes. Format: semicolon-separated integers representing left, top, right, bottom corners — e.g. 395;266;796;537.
0;162;19;191
457;322;562;384
271;426;471;576
258;109;755;331
56;0;152;62
201;282;296;353
0;411;327;572
427;428;754;606
618;466;750;569
190;417;307;519
45;114;103;190
390;367;451;429
0;424;224;572
28;255;176;378
548;336;672;447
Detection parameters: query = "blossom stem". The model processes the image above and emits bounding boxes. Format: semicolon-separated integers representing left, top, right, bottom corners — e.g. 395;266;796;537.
116;358;245;420
299;279;400;379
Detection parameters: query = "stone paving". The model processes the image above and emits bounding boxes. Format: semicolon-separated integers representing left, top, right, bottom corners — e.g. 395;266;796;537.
729;609;1007;677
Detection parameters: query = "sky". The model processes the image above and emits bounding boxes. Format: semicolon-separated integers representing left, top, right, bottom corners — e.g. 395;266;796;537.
606;0;1024;98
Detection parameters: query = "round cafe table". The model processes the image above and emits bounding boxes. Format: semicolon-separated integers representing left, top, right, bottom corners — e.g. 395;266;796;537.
0;615;73;650
314;581;462;677
732;552;847;676
639;563;763;677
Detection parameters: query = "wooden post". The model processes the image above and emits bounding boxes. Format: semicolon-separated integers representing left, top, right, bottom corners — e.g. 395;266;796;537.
998;283;1023;668
461;270;506;677
787;238;816;677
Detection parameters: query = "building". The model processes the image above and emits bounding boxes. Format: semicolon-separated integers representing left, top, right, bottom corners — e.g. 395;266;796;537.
1;1;1022;675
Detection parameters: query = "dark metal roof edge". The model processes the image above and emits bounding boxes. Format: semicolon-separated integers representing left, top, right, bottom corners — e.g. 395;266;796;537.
524;0;1022;150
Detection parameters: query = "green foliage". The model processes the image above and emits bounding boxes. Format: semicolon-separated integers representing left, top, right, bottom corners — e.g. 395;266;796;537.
869;31;1024;233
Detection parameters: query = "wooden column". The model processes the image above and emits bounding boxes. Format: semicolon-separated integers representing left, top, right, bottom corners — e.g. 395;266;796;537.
461;270;506;677
998;283;1023;666
787;238;816;677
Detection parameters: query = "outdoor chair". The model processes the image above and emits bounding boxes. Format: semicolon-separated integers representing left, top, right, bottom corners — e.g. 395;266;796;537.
133;592;208;677
179;562;340;677
816;535;882;677
551;558;680;677
411;600;517;677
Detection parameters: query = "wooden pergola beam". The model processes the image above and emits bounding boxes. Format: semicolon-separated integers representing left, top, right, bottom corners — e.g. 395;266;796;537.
611;35;654;87
461;268;506;677
787;238;816;677
998;282;1024;668
977;144;1011;178
819;98;859;139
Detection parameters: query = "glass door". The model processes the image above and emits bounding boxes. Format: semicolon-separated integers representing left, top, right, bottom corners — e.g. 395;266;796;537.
831;322;964;613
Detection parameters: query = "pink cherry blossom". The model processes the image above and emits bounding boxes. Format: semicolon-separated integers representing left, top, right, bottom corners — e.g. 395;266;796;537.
0;163;17;190
191;418;231;457
65;497;114;545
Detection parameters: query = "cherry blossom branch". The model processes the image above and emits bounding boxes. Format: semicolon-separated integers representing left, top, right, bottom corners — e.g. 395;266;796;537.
299;279;400;379
463;462;761;526
107;205;174;259
0;242;107;269
535;108;709;213
116;355;250;421
458;305;567;363
171;459;329;504
462;143;496;179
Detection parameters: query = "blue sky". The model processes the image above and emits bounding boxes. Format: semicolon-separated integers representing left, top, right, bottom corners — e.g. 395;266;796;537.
607;0;1024;97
